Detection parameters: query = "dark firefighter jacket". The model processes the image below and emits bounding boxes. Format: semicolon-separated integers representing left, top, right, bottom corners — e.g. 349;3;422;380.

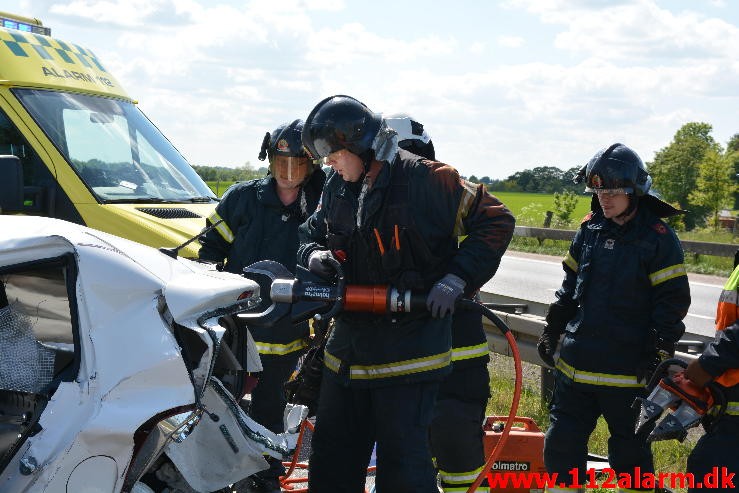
553;206;691;387
297;150;515;388
199;170;325;357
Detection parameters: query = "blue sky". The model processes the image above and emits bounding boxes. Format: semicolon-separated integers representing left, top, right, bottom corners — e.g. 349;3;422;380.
6;0;739;179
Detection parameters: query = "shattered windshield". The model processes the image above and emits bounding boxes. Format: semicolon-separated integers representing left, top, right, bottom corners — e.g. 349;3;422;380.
14;89;215;203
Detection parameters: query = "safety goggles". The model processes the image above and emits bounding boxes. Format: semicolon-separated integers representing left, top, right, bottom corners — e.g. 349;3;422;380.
586;187;632;196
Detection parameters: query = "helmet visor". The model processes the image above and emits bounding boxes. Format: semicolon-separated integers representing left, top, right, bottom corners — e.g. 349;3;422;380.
586;187;633;195
271;155;310;183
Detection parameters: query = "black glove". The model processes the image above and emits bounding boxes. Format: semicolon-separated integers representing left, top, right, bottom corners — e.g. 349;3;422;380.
643;338;676;382
307;249;337;280
537;330;560;368
426;273;466;318
536;302;575;367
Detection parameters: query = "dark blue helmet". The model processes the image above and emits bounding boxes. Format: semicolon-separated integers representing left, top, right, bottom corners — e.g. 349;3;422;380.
258;119;309;163
302;95;382;159
582;143;652;196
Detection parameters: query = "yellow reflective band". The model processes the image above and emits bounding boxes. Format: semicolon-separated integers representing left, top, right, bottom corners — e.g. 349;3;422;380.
324;350;341;373
349;350;451;380
556;358;642;388
619;488;654;493
254;338;307;356
649;264;687;286
723;266;739;291
726;401;739;415
452;343;489;362
439;465;484;484
325;350;452;379
208;211;234;244
563;251;578;272
453;181;477;237
441;488;469;492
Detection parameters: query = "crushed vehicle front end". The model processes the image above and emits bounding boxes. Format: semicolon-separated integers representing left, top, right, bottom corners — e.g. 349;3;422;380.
0;216;305;493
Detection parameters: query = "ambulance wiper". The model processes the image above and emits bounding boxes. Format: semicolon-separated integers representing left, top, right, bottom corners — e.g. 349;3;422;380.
104;198;184;204
187;197;216;203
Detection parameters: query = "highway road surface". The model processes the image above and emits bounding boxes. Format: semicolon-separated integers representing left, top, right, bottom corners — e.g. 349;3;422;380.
482;251;724;338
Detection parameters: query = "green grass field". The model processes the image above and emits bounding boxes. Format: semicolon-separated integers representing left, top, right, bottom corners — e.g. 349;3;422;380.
206;182;736;276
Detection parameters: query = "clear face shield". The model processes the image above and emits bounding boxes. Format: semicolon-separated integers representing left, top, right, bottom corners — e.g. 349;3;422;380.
270;155;311;187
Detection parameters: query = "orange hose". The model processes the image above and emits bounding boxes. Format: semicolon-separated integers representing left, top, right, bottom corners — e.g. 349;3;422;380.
466;330;522;493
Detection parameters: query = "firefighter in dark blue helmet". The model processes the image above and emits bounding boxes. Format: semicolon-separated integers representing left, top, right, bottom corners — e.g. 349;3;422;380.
199;119;325;493
537;143;691;493
298;96;515;492
385;114;498;492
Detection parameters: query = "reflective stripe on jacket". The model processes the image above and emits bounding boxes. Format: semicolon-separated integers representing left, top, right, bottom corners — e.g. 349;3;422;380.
554;207;690;377
299;152;515;387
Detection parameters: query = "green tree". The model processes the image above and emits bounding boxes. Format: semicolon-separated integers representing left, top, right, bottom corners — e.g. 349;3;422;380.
688;149;736;230
648;122;721;229
727;134;739;209
552;190;579;227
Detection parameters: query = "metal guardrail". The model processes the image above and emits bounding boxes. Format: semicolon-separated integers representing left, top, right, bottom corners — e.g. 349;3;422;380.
515;226;738;258
478;291;708;368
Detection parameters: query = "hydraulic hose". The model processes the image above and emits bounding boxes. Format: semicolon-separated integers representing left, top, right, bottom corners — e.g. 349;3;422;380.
457;299;523;493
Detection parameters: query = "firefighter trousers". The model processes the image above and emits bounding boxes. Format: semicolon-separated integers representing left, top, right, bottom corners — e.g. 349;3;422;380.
430;362;490;492
544;374;654;487
308;373;439;493
687;417;739;493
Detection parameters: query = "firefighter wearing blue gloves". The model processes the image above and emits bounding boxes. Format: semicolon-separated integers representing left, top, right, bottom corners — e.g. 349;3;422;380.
537;143;691;493
199;119;325;493
298;95;515;492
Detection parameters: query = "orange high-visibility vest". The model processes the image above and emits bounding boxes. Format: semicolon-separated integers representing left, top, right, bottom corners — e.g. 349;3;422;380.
714;265;739;386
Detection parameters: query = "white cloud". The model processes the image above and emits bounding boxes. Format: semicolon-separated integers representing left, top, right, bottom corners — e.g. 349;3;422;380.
305;22;456;65
497;35;524;48
6;0;737;178
506;0;739;61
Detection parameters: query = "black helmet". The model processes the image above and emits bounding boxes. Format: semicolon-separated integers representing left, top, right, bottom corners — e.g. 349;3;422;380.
582;143;652;196
384;114;436;160
302;95;382;159
258;119;309;162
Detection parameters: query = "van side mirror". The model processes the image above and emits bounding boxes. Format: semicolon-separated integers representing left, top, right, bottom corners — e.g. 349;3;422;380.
0;155;24;212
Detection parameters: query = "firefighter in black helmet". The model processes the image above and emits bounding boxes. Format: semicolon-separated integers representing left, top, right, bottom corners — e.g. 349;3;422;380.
298;96;515;492
537;143;691;493
385;113;500;492
199;119;325;493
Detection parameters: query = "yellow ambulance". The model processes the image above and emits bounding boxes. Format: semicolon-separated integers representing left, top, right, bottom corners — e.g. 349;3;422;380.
0;11;216;257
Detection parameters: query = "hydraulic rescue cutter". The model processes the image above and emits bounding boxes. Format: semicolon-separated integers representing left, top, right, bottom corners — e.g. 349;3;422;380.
633;358;726;443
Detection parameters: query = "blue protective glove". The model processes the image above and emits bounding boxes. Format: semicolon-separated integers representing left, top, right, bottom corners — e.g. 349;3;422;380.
426;273;466;318
307;249;337;280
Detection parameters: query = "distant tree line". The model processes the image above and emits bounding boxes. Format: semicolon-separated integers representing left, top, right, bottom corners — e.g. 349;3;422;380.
474;122;739;231
192;162;267;183
478;166;583;194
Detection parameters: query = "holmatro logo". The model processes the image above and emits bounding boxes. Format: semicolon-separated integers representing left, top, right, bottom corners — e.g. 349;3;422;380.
492;461;530;471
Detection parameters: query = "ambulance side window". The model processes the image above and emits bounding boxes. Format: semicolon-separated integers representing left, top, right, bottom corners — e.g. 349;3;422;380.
0;108;81;222
0;107;46;189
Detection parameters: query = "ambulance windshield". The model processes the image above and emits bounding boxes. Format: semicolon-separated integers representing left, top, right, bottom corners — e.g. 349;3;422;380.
14;89;216;203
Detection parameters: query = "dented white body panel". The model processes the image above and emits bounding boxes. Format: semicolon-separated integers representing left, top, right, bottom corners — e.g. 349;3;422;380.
0;216;302;493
